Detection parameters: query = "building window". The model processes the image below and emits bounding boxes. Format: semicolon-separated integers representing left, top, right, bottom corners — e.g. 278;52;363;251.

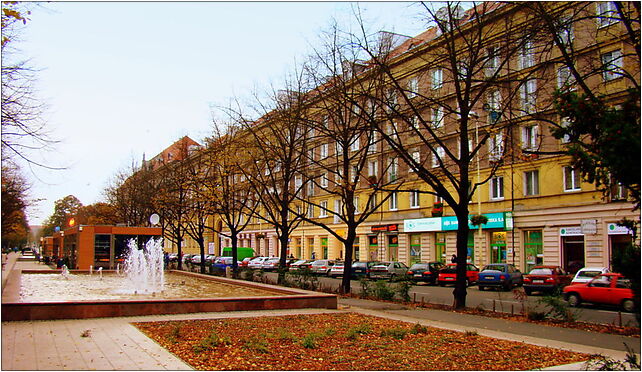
522;125;538;150
520;79;537;114
435;194;444;204
601;50;623;81
308;148;315;163
524;170;539;196
388;157;398;182
350;136;360;151
389;192;398;211
307;181;314;196
563;166;581;191
368;160;378;177
307;204;315;218
431;68;443;89
407;77;419;98
490;176;504;200
432;107;444;128
410;151;420;172
557;65;575;91
560;117;571;144
485;46;499;77
489;132;504;161
320;173;328;188
596;2;618;28
319;200;328;217
354;196;360;214
519;40;535;69
410;115;420;130
295;175;302;192
320;143;328;159
367;131;378;153
410;190;420;208
487;90;501;124
368;193;378;212
611;182;628;201
385;89;398;113
432;146;445;168
322;115;330;128
556;16;574;45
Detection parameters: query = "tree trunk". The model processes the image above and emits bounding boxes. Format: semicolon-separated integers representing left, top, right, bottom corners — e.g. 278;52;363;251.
198;237;206;274
277;228;290;285
230;232;238;277
340;229;356;294
176;225;183;270
453;211;470;309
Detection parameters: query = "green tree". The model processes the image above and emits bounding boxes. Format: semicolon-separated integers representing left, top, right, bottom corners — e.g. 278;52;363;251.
42;195;83;236
1;163;30;249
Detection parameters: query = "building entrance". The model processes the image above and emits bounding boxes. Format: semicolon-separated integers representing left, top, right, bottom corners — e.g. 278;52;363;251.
562;235;585;274
490;232;507;263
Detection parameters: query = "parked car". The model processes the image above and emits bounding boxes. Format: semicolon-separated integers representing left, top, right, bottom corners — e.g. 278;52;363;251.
190;254;203;265
351;261;381;279
328;262;344;278
168;253;179;262
248;257;270;269
406;262;445;285
477;263;523;291
261;257;281;271
239;257;255;267
563;273;634;312
310;259;335;275
289;259;313;271
204;255;217;265
437;263;479;286
571;267;610;284
181;254;194;267
523;266;572;295
368;261;409;281
212;256;241;272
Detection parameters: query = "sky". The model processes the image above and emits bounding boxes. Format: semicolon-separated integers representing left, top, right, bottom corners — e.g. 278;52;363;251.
17;1;432;225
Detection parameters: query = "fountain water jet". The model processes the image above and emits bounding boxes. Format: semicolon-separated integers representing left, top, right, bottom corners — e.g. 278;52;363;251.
122;238;164;294
61;265;70;280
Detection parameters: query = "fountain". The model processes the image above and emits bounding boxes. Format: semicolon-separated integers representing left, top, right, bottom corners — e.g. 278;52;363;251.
122;238;163;294
61;265;70;280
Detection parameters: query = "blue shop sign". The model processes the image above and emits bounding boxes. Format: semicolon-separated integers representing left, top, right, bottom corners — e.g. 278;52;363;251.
442;212;508;231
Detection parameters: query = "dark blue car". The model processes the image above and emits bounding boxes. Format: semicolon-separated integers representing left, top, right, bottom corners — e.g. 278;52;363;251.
477;263;523;291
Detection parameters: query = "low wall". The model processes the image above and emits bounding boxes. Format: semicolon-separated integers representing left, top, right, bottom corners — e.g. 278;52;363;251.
2;270;337;321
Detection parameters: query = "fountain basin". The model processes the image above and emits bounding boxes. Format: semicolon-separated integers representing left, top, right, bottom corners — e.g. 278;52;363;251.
1;269;337;321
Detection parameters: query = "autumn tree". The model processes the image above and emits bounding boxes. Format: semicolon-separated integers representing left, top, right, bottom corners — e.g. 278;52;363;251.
42;195;83;236
346;2;548;307
1;163;31;250
104;161;158;226
76;202;120;226
200;122;258;276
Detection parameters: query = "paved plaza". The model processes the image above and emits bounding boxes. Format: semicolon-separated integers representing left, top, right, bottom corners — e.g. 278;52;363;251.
2;253;639;370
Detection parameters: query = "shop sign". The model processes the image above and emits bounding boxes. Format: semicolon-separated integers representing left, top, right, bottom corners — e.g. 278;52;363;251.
560;227;583;236
607;223;634;235
371;224;398;232
504;212;513;230
404;217;441;232
442;212;506;231
581;219;597;235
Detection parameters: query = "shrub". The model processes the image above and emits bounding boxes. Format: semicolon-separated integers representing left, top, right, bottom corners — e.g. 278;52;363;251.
395;279;413;302
464;330;478;337
301;333;320;349
238;267;254;281
359;277;373;298
373;280;395;301
538;293;577;322
584;344;640;370
345;324;372;340
288;268;319;291
380;327;408;340
243;335;269;353
527;310;548;321
410;323;428;334
166;325;181;343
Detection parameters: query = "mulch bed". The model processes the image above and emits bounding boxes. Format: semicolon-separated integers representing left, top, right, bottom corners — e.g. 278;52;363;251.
342;293;640;337
134;313;590;370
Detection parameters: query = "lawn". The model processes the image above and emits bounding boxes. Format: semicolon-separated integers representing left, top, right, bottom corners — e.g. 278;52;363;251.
134;313;590;370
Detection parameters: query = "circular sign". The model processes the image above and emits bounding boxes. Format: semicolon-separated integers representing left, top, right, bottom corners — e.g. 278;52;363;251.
68;218;76;227
149;213;160;226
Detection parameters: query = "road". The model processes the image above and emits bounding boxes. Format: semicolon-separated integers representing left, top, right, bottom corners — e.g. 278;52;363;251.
262;272;638;327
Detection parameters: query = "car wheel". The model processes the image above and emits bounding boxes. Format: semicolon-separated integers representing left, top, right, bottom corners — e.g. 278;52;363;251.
524;288;532;296
465;279;470;287
439;282;445;287
479;286;485;291
503;282;510;291
622;299;635;312
567;293;581;307
389;274;396;282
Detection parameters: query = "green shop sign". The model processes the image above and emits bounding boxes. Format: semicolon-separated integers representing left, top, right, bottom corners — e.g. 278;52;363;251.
442;212;509;231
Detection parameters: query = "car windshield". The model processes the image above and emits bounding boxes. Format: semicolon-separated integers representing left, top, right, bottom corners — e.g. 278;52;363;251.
529;268;553;275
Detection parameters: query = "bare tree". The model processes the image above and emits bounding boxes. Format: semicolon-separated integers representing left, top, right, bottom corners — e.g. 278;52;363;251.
346;2;546;307
104;160;157;226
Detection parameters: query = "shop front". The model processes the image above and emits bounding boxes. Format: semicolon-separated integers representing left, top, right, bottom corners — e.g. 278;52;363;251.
371;224;399;261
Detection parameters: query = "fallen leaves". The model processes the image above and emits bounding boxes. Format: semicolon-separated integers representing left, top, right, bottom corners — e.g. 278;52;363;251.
133;313;590;370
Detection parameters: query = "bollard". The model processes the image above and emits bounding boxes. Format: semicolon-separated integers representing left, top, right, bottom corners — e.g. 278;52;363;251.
618;311;622;327
493;299;496;312
225;266;232;278
413;293;417;303
511;304;514;315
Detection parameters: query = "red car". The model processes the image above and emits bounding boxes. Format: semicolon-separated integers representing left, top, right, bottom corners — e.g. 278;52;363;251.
523;266;572;295
438;263;479;287
562;273;634;312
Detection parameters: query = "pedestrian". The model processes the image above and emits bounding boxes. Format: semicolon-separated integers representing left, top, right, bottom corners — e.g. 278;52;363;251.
451;254;457;263
311;251;316;260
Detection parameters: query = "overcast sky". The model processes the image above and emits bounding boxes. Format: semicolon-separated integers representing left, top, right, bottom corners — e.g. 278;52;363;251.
19;1;431;225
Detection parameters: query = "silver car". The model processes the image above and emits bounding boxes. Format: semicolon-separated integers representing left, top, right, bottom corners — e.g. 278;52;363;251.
310;259;335;275
368;261;409;280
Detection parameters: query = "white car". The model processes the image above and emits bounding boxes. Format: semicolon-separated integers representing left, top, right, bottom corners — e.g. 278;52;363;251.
571;267;610;283
248;257;269;269
261;257;281;271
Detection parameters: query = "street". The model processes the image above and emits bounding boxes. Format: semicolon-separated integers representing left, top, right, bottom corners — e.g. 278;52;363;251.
262;272;638;327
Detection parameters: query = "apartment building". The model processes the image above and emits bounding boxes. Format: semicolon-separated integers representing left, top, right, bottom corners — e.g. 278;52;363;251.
184;2;639;273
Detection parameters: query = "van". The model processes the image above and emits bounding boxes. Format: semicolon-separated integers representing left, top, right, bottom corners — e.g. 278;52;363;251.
221;247;255;261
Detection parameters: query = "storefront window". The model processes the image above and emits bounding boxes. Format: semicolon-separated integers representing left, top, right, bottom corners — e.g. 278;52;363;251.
524;230;543;272
409;234;421;264
308;238;315;259
490;231;507;263
94;234;111;265
467;233;475;263
388;235;398;261
435;232;446;263
321;237;328;259
562;235;584;274
353;237;360;261
368;235;378;261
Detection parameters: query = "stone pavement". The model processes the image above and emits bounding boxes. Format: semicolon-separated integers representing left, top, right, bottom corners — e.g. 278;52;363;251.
2;255;640;370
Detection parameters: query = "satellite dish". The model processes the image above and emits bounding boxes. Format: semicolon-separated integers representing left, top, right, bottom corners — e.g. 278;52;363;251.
149;213;160;226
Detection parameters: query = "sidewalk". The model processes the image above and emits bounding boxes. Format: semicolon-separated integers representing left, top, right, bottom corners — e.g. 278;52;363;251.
2;257;640;370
